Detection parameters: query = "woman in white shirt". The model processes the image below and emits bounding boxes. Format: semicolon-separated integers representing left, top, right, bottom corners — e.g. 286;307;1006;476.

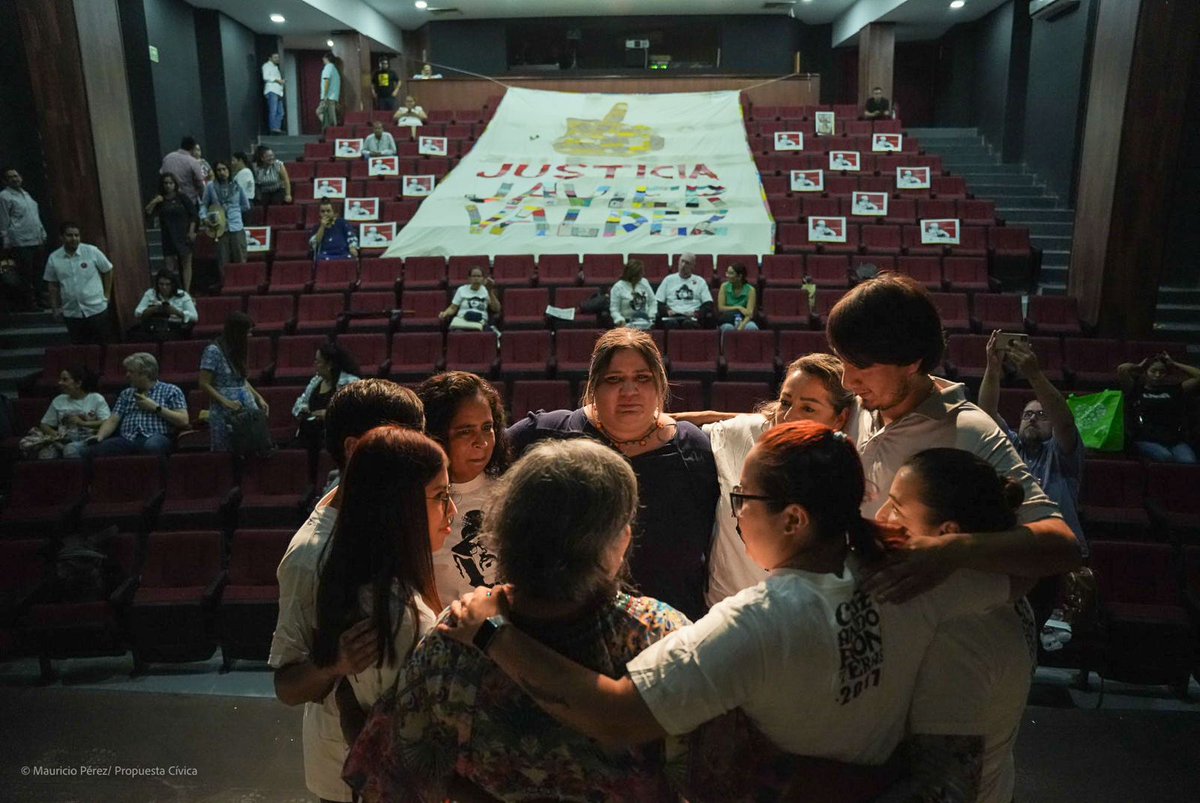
133;270;197;340
417;371;512;603
608;258;655;330
392;94;428;131
37;366;110;459
313;426;456;738
442;421;1015;798
877;448;1037;803
439;266;500;331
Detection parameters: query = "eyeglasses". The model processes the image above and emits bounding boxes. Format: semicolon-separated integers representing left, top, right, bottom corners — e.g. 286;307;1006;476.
1021;409;1049;421
729;485;774;518
426;490;453;514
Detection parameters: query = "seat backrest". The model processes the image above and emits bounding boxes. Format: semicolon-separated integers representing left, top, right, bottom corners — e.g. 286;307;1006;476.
509;380;573;420
0;539;49;595
390;331;444;367
500;330;551;362
1081;459;1145;508
448;256;490;286
710;381;773;413
247;293;296;322
241;450;311;495
90;455;163;502
275;335;329;367
297;292;347;320
360;258;403;283
502;288;549;315
140;531;222;588
724;330;776;363
228;530;293;586
160;339;209;371
165;452;235;497
667;330;719;363
10;460;87;507
1088;541;1181;607
555;329;603;365
336;333;389;365
761;255;805;282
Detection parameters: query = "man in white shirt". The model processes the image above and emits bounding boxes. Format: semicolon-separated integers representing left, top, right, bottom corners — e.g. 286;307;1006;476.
0;166;48;309
654;252;712;328
43;222;113;345
271;380;424;803
262;52;285;134
362;122;396;157
319;51;341;131
231;152;255;202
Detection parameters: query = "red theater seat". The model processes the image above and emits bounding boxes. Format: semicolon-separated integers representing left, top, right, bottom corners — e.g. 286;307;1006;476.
555;329;602;378
445;332;499;376
501;288;550;329
295;293;346;335
313;259;359;293
929;292;971;333
193;297;245;339
81;455;165;532
628;254;670;283
403;256;447;290
537;255;582;287
268;261;314;295
761;288;813;329
0;461;87;537
722;330;778;382
1026;296;1083;336
860;225;902;256
158;339;209;388
397;290;450;330
239;451;314;527
943;256;992;292
359;258;402;292
1079;459;1150;540
159;452;239;531
493;254;537;287
336;333;390;377
972;293;1025;332
274;335;330;384
1063;338;1122;388
896;256;943;290
448;256;490;287
582;254;626;286
759;255;808;288
389;332;445;379
499;331;553;377
943;334;990;381
666;380;705;414
509;380;573;421
711;381;773;414
215;528;293;669
246;294;296;336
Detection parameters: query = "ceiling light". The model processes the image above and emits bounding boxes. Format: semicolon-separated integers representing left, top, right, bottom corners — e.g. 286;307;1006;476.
270;13;285;23
326;39;335;48
415;1;428;8
950;0;965;8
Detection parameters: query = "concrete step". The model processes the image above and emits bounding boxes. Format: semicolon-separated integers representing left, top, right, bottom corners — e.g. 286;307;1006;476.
1032;235;1074;252
1021;221;1074;238
0;367;39;397
0;324;69;350
999;208;1076;223
1040;249;1071;267
1039;283;1067;296
982;194;1060;208
1152;321;1200;343
939;162;1026;174
1155;304;1200;325
4;347;45;371
948;173;1037;186
1158;287;1200;306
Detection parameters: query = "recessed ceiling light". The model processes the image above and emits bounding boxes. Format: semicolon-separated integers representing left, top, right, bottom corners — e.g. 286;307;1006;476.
802;0;813;4
270;13;285;23
326;39;335;48
415;1;428;8
950;0;965;8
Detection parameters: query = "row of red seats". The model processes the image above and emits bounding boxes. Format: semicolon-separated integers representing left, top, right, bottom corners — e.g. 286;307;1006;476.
746;118;903;137
759;166;949;194
302;139;469;161
777;222;1029;257
344;108;493;126
0;526;294;674
767;197;998;225
747;134;920;157
323;123;486;141
247;199;423;232
286;160;452;182
746;103;870;122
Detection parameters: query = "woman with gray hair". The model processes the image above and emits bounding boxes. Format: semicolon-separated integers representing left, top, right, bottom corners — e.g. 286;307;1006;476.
342;438;689;803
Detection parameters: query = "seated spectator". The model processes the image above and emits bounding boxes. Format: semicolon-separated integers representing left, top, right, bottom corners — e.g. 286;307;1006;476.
439;266;499;331
35;366;110;459
411;63;442;80
1118;351;1200;463
877;448;1037;803
609;257;655;330
716;262;758;333
89;352;188;456
978;331;1085;551
309;200;360;261
143;174;197;292
392;94;427;130
252;146;292;207
132;269;197;341
199;311;269;452
655;252;712;329
361;121;396;157
343;438;688;802
864;86;891;119
293;342;361;453
417;371;511;602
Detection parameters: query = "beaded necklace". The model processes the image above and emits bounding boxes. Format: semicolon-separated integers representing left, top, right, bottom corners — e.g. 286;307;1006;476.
590;415;669;449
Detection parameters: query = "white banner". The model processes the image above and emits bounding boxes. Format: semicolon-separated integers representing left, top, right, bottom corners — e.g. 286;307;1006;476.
384;87;774;259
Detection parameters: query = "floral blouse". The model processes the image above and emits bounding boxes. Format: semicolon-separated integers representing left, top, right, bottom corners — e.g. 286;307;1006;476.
343;592;689;802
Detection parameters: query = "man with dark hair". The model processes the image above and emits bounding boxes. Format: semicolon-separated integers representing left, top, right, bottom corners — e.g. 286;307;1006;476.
370;56;400;111
159;136;206;203
864;86;891;120
825;272;1079;574
262;52;285;134
44;223;114;344
270;379;423;803
0;165;48;309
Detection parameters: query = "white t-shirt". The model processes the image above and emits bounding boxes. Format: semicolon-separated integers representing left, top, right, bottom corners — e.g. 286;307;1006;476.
262;60;283;96
702;414;771;605
43;244;113;318
134;288;198;324
348;583;438;712
655;273;712;316
609;277;656;326
910;600;1037;803
41;393;110;443
269;495;350;802
452;284;491;326
628;564;1009;764
394;106;425;127
432;472;499;603
234;167;255;201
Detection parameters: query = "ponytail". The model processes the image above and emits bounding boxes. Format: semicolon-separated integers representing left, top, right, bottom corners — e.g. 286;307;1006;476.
902;448;1022;533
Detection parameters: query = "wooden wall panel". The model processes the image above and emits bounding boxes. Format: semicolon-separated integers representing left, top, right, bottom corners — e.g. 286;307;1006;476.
333;32;373;116
17;0;147;330
401;74;820;112
1069;0;1200;335
857;23;895;107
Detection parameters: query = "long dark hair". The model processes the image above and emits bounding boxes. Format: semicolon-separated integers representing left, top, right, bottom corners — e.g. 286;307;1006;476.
217;311;253;378
417;371;511;477
317;341;360;384
313;427;446;669
902;448;1024;533
752;421;884;563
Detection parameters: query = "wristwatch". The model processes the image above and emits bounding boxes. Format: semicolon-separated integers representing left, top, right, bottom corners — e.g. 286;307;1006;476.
472;614;509;655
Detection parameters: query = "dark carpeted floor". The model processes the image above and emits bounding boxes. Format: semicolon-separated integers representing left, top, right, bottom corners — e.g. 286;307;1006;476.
1;681;1198;801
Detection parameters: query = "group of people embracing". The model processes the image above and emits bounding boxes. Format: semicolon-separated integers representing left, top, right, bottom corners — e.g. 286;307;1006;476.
270;272;1082;803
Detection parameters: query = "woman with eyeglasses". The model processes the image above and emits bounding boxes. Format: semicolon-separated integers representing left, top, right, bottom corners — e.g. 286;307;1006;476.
344;438;688;802
311;425;454;767
440;422;1018;799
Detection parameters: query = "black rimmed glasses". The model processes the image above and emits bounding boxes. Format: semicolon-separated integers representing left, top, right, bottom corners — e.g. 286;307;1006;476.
729;485;774;518
1020;409;1049;421
427;490;453;513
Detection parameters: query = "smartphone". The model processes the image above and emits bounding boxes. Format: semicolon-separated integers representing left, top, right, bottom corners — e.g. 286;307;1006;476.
995;332;1029;353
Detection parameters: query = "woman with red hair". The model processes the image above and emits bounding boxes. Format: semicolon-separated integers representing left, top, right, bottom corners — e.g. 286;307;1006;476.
440;421;1020;797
